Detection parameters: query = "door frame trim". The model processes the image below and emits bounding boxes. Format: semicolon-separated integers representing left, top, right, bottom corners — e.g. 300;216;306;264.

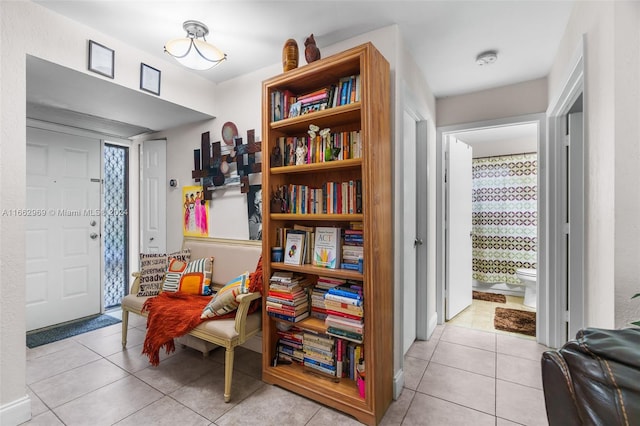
546;36;585;348
436;113;546;338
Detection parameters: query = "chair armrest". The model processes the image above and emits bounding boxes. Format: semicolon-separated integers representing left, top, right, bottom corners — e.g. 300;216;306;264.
129;272;141;295
234;292;262;340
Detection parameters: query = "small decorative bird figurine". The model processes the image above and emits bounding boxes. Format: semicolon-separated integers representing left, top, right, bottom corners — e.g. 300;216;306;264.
304;34;321;63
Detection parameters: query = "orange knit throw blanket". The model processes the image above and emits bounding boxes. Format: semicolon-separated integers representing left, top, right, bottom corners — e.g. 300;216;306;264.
142;256;263;366
141;292;221;366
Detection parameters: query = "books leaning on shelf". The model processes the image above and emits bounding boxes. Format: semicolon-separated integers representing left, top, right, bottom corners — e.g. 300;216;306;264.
283;230;306;265
313;226;341;269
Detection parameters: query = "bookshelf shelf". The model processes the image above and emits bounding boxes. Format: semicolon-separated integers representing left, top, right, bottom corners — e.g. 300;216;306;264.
270;102;361;133
270;262;364;281
261;42;392;426
270;158;362;175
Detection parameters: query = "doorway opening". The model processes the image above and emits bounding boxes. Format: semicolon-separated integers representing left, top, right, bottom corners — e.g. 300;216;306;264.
436;114;546;341
103;143;129;307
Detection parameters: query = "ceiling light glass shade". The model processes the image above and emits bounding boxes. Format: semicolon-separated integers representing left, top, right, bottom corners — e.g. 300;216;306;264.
165;20;227;71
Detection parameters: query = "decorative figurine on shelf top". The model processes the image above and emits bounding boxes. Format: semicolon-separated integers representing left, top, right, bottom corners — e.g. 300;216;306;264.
282;38;299;72
295;139;307;165
304;34;321;64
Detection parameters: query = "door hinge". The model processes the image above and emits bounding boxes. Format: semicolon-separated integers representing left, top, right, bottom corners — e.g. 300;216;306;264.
564;134;570;147
564;310;570;322
563;223;570;235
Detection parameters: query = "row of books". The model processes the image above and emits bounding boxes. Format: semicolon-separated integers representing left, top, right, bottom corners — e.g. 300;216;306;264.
274;180;362;216
273;131;362;167
341;228;364;272
276;325;364;381
270;74;361;122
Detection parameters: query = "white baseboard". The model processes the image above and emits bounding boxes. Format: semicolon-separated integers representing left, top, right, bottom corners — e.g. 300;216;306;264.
0;395;31;426
427;313;438;339
393;369;404;400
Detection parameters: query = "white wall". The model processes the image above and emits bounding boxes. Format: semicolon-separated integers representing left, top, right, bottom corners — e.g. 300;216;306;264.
436;78;548;127
0;2;219;423
548;0;640;328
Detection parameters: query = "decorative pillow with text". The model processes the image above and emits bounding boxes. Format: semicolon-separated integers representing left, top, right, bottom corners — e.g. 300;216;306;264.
137;249;191;296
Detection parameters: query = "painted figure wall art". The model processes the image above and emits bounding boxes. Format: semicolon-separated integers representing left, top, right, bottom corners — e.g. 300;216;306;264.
183;185;210;237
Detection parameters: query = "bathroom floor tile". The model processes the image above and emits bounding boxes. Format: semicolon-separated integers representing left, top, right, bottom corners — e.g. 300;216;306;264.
402;355;429;390
379;388;414;426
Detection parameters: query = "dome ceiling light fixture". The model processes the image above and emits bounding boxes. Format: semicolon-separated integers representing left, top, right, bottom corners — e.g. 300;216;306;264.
165;20;227;71
476;50;498;66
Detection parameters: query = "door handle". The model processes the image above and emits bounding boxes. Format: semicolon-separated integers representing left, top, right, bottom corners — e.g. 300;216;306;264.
90;232;99;240
414;238;423;247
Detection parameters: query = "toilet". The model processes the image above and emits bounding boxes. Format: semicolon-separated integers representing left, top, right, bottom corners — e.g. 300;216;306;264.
515;268;537;309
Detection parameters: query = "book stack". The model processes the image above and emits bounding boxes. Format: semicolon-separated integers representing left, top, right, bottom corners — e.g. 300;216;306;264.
324;282;364;343
341;227;364;272
266;272;310;322
310;276;346;320
303;330;336;377
277;326;304;364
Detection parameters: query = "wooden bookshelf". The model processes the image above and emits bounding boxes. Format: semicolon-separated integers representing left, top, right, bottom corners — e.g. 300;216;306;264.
261;42;392;426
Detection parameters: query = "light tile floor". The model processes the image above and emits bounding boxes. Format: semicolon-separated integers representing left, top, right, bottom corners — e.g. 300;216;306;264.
23;313;550;425
447;295;537;340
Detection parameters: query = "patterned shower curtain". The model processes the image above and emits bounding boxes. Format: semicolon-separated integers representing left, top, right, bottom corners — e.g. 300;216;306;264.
472;153;537;284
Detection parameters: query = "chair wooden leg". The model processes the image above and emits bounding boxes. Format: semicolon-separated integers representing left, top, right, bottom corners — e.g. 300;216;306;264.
121;310;129;348
224;347;235;403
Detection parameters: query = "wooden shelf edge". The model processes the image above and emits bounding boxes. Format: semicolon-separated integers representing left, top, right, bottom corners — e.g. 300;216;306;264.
270;262;364;280
270;103;361;130
271;158;362;174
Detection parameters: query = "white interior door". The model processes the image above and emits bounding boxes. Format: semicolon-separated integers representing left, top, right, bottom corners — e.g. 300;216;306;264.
403;110;417;354
26;127;102;331
446;137;473;320
141;139;166;253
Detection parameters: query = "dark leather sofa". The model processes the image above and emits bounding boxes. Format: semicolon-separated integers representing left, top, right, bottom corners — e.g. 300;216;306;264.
541;327;640;426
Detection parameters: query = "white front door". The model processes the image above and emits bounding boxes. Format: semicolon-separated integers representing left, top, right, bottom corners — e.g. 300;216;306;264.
140;139;166;253
446;137;473;320
402;110;417;354
26;127;102;331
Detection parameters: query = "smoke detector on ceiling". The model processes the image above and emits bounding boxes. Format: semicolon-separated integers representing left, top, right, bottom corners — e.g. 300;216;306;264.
476;50;498;66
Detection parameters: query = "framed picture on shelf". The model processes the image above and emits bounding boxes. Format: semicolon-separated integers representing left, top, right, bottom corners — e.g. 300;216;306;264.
88;40;114;79
140;63;161;96
289;101;301;118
